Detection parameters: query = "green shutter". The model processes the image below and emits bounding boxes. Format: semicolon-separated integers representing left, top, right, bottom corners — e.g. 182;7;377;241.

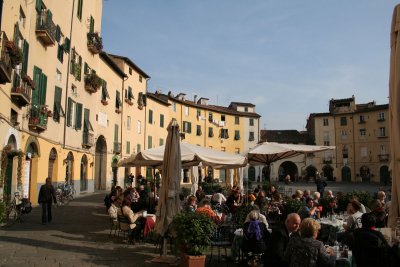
13;23;19;44
64;38;70;52
102;80;109;100
39;73;47;105
77;0;83;20
188;122;192;133
67;97;72;127
83;108;91;131
89;16;94;33
55;25;61;42
77;56;82;81
75;103;83;130
54;86;62;112
57;44;64;62
22;41;29;76
149;110;153;124
36;0;42;12
126;141;130;154
32;66;42;105
114;124;118;142
148;136;152;149
116;91;121;108
128;86;133;99
160;114;164;128
47;9;53;22
137;144;141;153
84;62;89;74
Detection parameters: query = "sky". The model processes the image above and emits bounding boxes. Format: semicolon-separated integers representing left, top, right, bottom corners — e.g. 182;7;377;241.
102;1;398;131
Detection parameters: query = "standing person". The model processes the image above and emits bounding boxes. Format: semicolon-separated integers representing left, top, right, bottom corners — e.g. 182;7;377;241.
315;177;327;197
38;177;57;225
264;213;301;267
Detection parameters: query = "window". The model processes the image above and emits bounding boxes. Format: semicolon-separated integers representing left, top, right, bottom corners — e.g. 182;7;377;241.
129;68;132;75
221;115;225;122
10;109;18;125
196;109;201;117
19;7;26;28
359;115;365;123
57;44;64;62
323;132;329;141
380;145;386;154
208;127;214;137
115;91;122;111
361;147;367;157
323;118;329;126
249;118;254;126
159;138;164;146
184;107;189;116
220;129;229;139
114;124;119;143
67;98;75;128
244;107;248;112
32;66;47;106
340;117;347;126
75;103;83;130
249;131;255;141
235;116;240;125
83;108;93;132
378;112;385;121
360;129;366;136
137;144;141;153
127;116;131;130
77;0;83;20
324;141;330;146
139;75;143;82
234;130;240;140
56;69;62;82
379;127;386;137
196;125;202;136
148;109;153;124
208;112;213;122
148;136;152;149
235;148;240;154
126;86;134;102
172;102;176;112
70;48;82;81
160;114;164;128
101;80;109;102
221;147;226;152
183;121;192;133
341;130;347;140
126;141;130;154
137;120;141;134
53;86;65;122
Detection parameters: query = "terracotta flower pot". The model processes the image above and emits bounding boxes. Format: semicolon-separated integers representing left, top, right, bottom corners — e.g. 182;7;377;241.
180;253;206;267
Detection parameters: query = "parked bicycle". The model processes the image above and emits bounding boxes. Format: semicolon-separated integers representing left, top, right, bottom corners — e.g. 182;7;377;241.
56;182;75;206
5;192;32;225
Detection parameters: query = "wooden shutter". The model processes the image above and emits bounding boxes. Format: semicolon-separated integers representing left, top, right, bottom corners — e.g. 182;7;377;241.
64;38;70;52
47;9;52;22
114;124;118;142
77;55;82;81
77;0;83;20
39;73;47;105
126;141;130;154
148;110;153;124
22;41;29;76
32;66;42;105
75;103;83;130
55;25;61;42
89;16;94;33
160;114;164;128
53;86;62;121
36;0;42;12
67;97;72;127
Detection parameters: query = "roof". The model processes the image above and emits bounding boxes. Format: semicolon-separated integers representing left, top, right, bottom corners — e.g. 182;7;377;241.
330;97;354;103
99;52;127;78
107;53;150;79
355;104;389;113
229;102;256;108
310;112;331;117
147;92;170;106
260;130;308;144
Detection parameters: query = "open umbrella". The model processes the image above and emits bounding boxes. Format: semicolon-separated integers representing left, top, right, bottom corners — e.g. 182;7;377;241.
152;119;181;264
388;4;400;228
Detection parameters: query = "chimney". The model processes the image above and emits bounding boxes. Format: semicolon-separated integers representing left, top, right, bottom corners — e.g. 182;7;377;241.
194;94;198;103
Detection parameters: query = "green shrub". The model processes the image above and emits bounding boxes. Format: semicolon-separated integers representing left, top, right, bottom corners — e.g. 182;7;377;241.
336;190;373;212
0;201;6;223
262;181;278;193
180;187;191;198
283;198;303;218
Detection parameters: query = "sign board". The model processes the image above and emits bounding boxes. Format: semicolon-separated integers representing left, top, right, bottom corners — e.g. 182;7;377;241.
23;160;31;198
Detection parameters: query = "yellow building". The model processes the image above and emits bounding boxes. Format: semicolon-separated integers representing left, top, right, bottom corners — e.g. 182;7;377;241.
308;96;390;183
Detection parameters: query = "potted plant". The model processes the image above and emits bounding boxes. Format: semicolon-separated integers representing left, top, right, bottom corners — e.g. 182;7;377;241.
101;99;108;105
171;212;216;267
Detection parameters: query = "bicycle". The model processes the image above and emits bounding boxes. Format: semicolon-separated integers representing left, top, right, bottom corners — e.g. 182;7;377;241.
56;182;75;206
5;192;23;225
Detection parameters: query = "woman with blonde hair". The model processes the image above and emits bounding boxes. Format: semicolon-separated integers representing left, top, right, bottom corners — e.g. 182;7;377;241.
284;218;335;267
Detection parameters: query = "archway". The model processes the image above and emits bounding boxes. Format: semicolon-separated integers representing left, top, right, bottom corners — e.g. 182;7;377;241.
341;166;351;182
80;154;88;191
305;165;317;182
360;165;370;183
279;161;298;181
25;140;40;200
206;166;214;182
65;152;74;183
48;148;57;180
262;166;270;182
322;165;334;181
380;166;390;185
248;166;256;181
95;135;107;190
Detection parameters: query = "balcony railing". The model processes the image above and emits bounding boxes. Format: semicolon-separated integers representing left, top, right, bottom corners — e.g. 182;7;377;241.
87;32;103;54
28;105;48;132
378;154;389;162
10;72;33;107
35;10;56;46
84;72;102;93
113;142;122;154
0;32;12;84
82;132;94;148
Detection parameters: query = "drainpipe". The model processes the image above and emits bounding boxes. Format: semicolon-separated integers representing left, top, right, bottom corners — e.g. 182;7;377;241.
0;0;3;30
63;0;75;149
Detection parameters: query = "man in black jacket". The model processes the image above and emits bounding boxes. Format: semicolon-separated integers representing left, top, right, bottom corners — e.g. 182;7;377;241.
264;213;301;267
38;177;57;225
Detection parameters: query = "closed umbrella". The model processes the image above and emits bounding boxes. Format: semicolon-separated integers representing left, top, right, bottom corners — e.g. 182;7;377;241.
388;4;400;228
190;166;199;196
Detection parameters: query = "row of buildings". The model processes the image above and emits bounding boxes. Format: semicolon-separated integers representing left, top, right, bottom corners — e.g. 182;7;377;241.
0;1;391;205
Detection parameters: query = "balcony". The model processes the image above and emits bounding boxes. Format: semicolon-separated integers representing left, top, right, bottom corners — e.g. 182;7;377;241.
28;105;48;132
377;118;385;122
82;132;94;148
87;32;103;54
10;73;34;107
35;10;56;46
84;72;102;93
378;154;389;162
113;142;122;154
0;32;13;83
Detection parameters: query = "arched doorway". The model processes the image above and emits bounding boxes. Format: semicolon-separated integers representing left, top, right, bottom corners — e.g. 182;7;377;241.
25;138;40;200
65;152;74;183
80;154;88;191
342;166;351;182
279;161;298;181
380;165;390;185
219;169;226;183
262;166;270;182
248;166;256;181
322;165;334;181
95;135;107;190
48;148;57;180
360;165;370;183
305;165;317;182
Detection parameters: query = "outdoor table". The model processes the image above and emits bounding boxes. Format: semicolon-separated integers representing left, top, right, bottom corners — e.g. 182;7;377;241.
318;217;345;243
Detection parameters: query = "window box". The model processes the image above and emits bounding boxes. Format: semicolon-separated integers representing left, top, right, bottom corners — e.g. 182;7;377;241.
84;72;102;93
0;32;13;84
87;32;103;54
35;10;56;46
101;99;108;106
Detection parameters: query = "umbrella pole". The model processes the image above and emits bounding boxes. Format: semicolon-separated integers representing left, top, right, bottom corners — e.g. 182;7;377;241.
151;237;177;264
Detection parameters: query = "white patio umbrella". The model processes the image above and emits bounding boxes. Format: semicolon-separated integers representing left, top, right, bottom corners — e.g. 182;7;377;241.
388;4;400;228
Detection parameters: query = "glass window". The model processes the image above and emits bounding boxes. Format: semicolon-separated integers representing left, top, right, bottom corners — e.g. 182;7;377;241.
249;132;255;141
360;129;366;136
379;127;386;137
249;118;254;126
235;116;240;125
323;118;329;126
137;120;141;134
379;112;385;121
340;117;347;126
360;147;367;157
341;130;347;140
127;116;131;130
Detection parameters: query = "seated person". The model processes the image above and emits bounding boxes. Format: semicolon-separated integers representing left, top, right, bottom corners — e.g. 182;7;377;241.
298;198;320;220
370;199;386;228
108;198;120;220
352;212;399;267
184;195;197;213
118;198;144;242
344;200;363;231
245;206;269;228
211;188;227;205
284;218;335;267
195;199;221;223
242;210;270;254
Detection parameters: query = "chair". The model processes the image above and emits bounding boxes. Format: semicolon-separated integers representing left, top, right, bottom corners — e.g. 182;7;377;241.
209;225;233;265
109;217;119;238
117;215;131;242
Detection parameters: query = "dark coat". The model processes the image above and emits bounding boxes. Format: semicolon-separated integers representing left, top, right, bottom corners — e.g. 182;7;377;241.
38;184;57;203
264;223;290;267
242;221;269;254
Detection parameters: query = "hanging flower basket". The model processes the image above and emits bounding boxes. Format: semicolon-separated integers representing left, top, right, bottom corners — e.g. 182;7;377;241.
101;99;108;105
23;75;36;89
47;110;53;117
